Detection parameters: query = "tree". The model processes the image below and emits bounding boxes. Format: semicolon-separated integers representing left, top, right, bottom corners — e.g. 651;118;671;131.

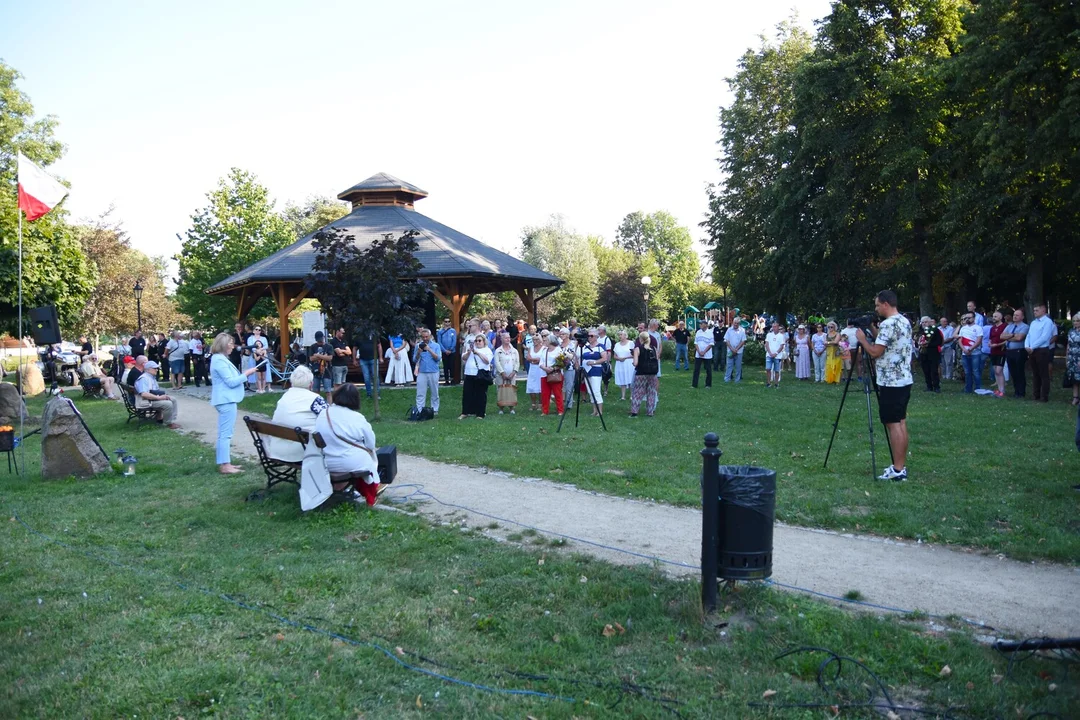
793;0;968;318
174;169;294;329
0;61;96;336
307;228;431;420
77;212;189;341
942;0;1080;314
281;195;350;239
616;211;700;320
521;215;598;323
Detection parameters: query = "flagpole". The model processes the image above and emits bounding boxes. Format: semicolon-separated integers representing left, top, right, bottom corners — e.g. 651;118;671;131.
18;204;26;475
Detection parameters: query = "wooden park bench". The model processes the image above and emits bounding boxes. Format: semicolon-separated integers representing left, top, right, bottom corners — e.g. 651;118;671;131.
120;384;158;427
243;416;309;500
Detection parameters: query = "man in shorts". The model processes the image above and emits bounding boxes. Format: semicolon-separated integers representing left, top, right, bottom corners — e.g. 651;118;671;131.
854;289;914;481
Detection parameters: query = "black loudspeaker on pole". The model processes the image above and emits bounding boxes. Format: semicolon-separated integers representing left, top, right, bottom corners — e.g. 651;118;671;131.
29;305;61;345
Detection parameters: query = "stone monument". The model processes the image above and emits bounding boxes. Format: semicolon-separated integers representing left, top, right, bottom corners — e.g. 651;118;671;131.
18;361;45;397
41;397;111;478
0;382;27;425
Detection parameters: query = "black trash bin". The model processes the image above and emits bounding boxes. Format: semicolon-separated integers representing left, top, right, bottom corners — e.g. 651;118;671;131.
716;465;775;580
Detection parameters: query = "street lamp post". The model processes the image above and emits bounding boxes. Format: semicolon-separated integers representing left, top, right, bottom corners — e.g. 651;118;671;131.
133;280;143;332
641;275;652;323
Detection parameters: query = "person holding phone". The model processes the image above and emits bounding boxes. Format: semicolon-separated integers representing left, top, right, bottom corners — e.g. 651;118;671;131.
210;333;263;474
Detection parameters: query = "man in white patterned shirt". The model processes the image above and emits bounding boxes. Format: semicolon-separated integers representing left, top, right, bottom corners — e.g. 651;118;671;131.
854;289;913;482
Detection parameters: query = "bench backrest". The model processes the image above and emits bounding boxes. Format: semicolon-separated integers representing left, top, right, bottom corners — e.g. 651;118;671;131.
245;417;310;445
120;384;138;410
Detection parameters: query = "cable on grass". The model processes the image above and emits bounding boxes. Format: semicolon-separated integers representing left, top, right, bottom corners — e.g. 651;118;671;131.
8;506;575;704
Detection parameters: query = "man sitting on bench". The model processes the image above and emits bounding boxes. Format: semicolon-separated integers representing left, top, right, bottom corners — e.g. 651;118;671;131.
313;383;380;505
79;354;120;400
134;361;180;429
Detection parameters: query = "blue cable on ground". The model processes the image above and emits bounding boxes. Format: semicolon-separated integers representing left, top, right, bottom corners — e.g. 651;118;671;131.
8;507;576;704
383;483;994;630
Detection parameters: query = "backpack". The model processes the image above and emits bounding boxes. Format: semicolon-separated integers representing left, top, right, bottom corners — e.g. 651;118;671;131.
637;347;658;376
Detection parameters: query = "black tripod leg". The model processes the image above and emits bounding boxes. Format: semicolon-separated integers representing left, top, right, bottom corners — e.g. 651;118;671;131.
581;369;608;431
824;347;860;468
864;373;877;478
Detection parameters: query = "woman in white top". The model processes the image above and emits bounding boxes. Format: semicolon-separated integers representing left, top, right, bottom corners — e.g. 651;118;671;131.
267;365;327;463
313;383;381;506
612;330;636;400
526;329;548;410
460;333;494;419
811;324;827;382
536;334;565;416
251;340;269;393
494;331;520;415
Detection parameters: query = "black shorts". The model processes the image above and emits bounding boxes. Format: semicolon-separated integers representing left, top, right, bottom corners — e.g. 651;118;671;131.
877;385;911;425
991;355;1006;367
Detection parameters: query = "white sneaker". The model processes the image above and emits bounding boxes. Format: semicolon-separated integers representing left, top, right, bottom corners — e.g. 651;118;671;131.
878;465;908;481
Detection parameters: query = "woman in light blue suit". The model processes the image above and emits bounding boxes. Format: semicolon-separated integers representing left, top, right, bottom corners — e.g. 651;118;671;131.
210;332;261;474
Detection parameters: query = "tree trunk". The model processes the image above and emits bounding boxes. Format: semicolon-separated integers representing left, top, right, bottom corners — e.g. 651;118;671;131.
913;219;934;319
1024;251;1044;319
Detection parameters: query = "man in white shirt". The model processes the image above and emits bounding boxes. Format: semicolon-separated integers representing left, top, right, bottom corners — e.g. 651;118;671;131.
967;301;985;328
1024;302;1055;402
854;290;914;481
692;322;714;388
724;323;746;383
957;312;984;394
165;331;189;391
764;321;786;388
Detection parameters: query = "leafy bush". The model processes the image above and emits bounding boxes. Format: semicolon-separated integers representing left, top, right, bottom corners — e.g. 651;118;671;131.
741;340;766;366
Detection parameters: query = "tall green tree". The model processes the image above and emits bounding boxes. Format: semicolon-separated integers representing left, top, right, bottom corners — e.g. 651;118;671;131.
0;61;96;336
615;210;700;320
77;212;189;339
793;0;968;317
174;168;294;329
942;0;1080;313
521;215;598;323
703;22;814;315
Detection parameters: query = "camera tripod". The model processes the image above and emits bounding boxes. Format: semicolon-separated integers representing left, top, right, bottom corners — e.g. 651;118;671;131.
556;346;607;433
823;343;893;479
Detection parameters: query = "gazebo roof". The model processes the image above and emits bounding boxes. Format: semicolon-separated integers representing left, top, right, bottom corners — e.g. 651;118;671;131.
207;194;563;296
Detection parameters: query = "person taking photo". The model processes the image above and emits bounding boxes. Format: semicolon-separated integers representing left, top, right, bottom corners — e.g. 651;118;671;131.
853;289;914;482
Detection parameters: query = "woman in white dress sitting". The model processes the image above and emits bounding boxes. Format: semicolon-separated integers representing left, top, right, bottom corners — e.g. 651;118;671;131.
612;329;636;401
384;334;413;385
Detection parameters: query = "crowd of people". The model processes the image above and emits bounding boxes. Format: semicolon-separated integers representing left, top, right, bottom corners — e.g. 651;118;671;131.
52;295;1077;496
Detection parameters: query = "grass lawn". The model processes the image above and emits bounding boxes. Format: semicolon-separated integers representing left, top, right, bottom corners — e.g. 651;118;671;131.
2;393;1076;718
240;370;1080;563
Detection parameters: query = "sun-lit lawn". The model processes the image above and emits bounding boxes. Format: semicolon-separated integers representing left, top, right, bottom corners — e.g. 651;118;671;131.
2;392;1076;718
242;367;1080;563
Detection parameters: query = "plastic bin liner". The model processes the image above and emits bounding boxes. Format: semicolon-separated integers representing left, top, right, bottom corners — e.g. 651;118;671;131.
716;465;776;522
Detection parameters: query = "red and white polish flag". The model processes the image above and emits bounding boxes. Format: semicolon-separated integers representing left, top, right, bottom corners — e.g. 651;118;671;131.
17;152;69;222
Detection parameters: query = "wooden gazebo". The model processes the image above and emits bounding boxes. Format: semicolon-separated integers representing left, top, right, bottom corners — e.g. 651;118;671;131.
205;173;563;371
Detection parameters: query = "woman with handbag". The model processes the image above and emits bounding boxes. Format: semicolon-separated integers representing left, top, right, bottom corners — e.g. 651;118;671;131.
460;333;494;419
313;383;380;506
537;334;565;416
494;332;520;415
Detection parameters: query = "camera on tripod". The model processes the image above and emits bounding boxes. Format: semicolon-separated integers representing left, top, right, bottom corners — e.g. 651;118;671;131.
572;327;590;344
847;312;878;333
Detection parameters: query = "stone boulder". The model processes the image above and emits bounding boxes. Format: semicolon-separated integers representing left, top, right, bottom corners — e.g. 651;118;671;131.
0;382;27;425
18;361;45;397
41;397;111;479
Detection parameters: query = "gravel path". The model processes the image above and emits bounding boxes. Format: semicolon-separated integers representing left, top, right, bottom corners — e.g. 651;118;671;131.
172;393;1080;638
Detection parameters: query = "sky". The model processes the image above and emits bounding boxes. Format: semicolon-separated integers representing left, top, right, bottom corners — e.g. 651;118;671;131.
2;0;833;274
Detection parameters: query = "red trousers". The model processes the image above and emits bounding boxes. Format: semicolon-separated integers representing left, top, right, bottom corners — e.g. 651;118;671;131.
541;377;564;414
